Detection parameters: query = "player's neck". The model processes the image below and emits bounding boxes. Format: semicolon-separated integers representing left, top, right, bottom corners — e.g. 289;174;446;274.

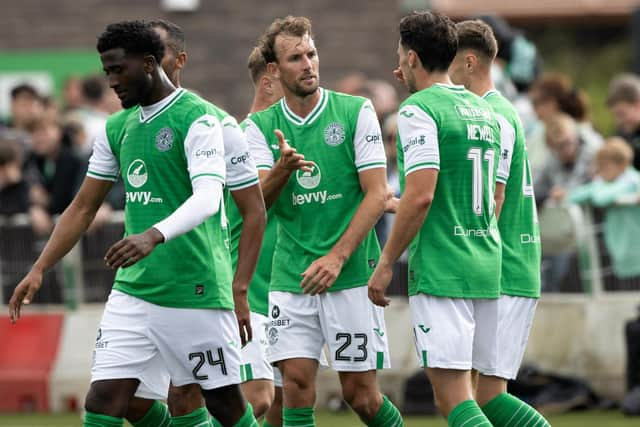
468;75;494;98
249;93;277;114
141;71;176;106
416;71;451;92
283;88;321;119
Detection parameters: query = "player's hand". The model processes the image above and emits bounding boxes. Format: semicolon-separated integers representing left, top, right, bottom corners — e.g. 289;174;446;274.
393;67;405;85
233;286;252;347
301;252;345;295
274;129;314;173
9;268;43;323
104;227;164;269
368;261;392;307
384;186;400;214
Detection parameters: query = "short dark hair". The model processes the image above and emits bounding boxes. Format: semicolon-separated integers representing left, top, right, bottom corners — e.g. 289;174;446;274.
260;16;313;63
96;20;165;64
82;75;107;103
247;46;268;84
10;84;39;101
607;74;640;106
149;19;185;55
456;20;498;62
399;11;457;72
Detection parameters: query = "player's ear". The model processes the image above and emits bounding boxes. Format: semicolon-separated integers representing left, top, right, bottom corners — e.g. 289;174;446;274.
143;55;156;74
407;50;419;69
176;51;187;70
267;62;280;79
262;76;273;94
465;53;476;72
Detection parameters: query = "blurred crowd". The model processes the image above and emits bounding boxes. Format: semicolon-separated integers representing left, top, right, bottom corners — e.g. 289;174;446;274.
0;74;124;235
2;16;640;291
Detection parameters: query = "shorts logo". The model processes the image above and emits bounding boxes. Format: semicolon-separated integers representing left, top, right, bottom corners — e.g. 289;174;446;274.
271;305;280;319
324;122;345;146
95;328;102;342
268;327;278;345
368;259;377;269
295;162;321;190
155;127;174;152
127;159;148;188
418;324;431;333
195;284;205;295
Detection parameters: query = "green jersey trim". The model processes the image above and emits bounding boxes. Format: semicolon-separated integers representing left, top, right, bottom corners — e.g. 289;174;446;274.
280;88;329;126
482;89;500;99
496;175;508;184
139;88;187;124
433;83;466;92
87;170;118;181
406;162;440;174
357;161;387;172
227;176;260;191
191;172;225;183
256;164;272;170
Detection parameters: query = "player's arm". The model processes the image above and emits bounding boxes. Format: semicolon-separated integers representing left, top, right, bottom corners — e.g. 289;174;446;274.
301;100;387;295
495;183;506;219
369;105;439;306
104;115;226;270
9;126;117;322
245;119;312;208
225;116;266;344
494;114;515;220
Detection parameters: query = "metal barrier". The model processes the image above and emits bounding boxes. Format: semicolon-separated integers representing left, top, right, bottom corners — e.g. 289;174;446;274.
0;205;638;307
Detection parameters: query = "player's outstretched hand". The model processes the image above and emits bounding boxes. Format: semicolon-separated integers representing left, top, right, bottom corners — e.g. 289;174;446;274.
9;269;43;323
368;262;392;307
301;252;344;295
393;67;405;85
233;287;252;347
104;227;164;270
274;129;314;173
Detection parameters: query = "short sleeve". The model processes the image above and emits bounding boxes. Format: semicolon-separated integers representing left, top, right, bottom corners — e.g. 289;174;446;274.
222;116;259;191
496;114;516;184
353;100;387;172
86;124;119;181
184;114;226;186
397;105;439;176
244;118;274;171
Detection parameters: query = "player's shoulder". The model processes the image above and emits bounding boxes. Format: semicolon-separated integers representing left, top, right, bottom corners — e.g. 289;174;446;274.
326;89;370;110
106;105;138;127
247;101;280;129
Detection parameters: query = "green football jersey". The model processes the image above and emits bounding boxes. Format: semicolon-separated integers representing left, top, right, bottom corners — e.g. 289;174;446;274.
224;118;275;316
87;88;233;309
245;88;386;294
485;90;541;298
397;84;502;298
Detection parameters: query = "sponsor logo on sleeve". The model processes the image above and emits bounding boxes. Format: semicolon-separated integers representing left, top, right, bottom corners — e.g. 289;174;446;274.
195;148;218;158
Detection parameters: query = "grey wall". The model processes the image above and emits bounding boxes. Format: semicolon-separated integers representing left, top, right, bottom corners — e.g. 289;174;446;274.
0;0;400;117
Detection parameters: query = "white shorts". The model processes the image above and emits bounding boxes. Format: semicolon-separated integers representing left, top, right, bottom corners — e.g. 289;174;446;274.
489;295;538;380
91;290;242;399
267;287;391;372
240;311;274;382
410;294;499;373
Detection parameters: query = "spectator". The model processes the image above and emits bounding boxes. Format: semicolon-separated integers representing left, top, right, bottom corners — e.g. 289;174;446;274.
0;138;30;216
66;75;110;156
7;84;44;132
568;138;640;279
607;73;640;170
62;76;85;112
528;73;604;177
535;113;597;205
24;116;83;217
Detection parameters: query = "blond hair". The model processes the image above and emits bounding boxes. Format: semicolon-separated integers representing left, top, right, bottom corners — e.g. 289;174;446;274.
596;137;634;167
